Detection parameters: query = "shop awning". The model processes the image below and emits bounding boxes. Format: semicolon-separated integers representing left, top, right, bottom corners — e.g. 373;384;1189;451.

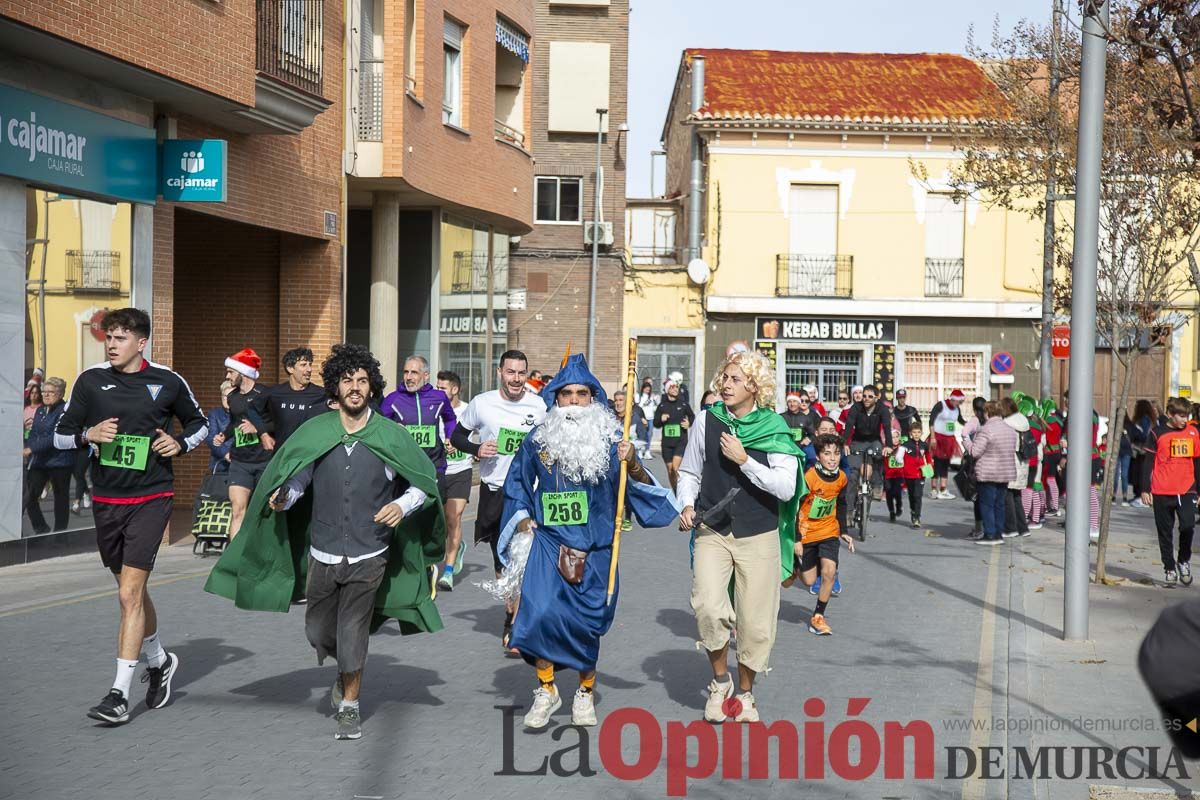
496;18;529;63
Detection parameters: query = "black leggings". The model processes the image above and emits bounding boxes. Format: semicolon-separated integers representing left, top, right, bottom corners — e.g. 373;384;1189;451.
73;448;91;501
1153;495;1196;572
1005;488;1028;535
25;466;72;532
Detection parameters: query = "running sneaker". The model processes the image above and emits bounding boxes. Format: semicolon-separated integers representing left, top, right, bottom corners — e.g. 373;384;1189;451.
82;492;92;509
889;511;897;523
1089;529;1100;542
335;706;362;740
571;688;597;726
1166;569;1179;586
1019;529;1033;537
831;577;842;597
524;686;562;729
1028;523;1044;531
974;537;1003;546
453;540;466;574
621;518;633;532
808;613;833;635
1181;562;1193;586
331;674;344;707
808;577;821;596
1002;531;1020;539
142;651;179;709
87;689;130;725
929;490;940;500
911;517;921;529
967;530;985;540
939;490;957;500
437;566;455;592
704;678;735;723
71;500;81;515
733;692;760;723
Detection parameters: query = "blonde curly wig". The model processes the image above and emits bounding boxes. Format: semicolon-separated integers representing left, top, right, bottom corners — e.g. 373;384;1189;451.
709;350;777;409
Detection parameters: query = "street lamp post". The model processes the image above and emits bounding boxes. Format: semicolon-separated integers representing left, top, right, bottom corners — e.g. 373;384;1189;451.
587;107;608;366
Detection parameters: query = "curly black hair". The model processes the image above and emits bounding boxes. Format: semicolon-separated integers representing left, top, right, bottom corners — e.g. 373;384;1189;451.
282;347;314;371
321;343;386;403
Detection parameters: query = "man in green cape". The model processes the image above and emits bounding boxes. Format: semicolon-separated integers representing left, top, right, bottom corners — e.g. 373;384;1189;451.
204;344;444;741
677;349;804;725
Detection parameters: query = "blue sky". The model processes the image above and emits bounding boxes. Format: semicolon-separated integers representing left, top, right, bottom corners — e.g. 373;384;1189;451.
626;0;1055;197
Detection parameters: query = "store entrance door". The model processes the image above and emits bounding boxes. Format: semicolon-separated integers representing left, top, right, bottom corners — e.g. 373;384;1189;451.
783;348;863;407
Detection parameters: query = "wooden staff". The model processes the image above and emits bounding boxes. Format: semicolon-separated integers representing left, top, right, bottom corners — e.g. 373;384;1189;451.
607;337;638;607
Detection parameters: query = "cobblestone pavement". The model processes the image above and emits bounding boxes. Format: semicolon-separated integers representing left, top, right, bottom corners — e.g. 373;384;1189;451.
2;466;1198;800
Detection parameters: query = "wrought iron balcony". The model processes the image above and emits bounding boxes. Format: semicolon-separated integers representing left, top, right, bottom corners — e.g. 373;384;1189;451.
451;251;509;294
775;254;853;298
357;59;383;141
925;257;964;297
494;120;525;147
65;250;121;294
256;0;325;97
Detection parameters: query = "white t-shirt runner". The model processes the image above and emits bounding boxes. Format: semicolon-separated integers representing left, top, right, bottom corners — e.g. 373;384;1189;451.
457;389;546;490
933;402;963;437
443;399;474;476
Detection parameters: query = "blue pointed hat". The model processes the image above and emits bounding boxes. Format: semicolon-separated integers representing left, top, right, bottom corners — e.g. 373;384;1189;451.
542;353;607;410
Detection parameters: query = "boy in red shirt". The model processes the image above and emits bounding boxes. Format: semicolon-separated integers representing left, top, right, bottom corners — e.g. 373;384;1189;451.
1140;397;1200;586
899;419;932;528
784;434;854;636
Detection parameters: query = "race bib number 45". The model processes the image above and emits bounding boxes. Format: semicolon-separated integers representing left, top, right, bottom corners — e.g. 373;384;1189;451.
542;491;589;525
497;427;528;456
98;434;150;471
406;424;436;449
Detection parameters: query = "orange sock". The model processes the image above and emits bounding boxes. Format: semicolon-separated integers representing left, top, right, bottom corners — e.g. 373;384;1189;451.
579;673;596;693
536;663;555;689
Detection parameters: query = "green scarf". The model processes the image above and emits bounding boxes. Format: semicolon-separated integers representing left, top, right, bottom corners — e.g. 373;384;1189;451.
203;411;446;634
708;401;807;580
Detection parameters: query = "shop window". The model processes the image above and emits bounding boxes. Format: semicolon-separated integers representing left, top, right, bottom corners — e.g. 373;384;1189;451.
535;176;582;223
901;350;981;416
24;190;132;537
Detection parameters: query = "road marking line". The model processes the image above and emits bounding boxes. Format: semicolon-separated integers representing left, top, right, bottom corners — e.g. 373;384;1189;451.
962;545;1001;800
0;569;210;619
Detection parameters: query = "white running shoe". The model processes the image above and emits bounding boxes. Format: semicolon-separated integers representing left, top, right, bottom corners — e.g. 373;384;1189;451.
733;691;760;723
571;688;597;726
82;492;92;509
704;677;735;723
1180;562;1193;586
523;686;561;729
939;491;956;500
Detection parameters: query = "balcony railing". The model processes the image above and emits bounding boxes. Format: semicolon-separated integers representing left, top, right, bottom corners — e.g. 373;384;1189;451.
257;0;325;97
494;120;525;147
451;251;509;293
925;257;964;297
65;250;121;293
357;59;383;141
775;254;853;298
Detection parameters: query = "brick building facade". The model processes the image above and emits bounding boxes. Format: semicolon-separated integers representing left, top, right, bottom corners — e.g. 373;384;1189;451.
507;0;629;385
1;0;345;539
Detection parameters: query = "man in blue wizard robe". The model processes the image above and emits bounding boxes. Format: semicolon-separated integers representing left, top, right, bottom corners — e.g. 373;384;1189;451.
495;353;680;729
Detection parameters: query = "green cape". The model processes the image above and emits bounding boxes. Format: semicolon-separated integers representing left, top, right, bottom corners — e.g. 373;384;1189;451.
203;411;446;634
709;402;807;580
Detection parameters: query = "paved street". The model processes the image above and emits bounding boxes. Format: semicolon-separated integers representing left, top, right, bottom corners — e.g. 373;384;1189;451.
2;464;1199;800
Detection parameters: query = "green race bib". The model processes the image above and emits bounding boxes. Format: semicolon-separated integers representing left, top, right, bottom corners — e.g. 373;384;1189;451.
447;447;468;462
497;427;528;456
945;421;957;433
234;428;260;448
808;495;836;520
792;428;806;442
542;491;589;526
406;424;436;449
663;423;682;438
98;434;150;471
888;453;904;469
921;463;935;479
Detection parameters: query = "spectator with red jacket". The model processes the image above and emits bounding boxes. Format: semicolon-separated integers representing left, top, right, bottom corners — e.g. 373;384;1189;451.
1139;396;1200;587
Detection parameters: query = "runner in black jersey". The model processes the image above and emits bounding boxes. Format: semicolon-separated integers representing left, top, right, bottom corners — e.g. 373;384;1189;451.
214;348;275;539
267;347;329;446
53;308;206;725
656;379;695;492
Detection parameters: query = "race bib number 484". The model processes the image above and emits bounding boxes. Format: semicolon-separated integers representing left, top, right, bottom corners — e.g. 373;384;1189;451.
542;491;589;525
406;424;436;449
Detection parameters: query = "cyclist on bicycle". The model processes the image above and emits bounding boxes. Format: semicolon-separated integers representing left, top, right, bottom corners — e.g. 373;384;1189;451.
842;384;894;497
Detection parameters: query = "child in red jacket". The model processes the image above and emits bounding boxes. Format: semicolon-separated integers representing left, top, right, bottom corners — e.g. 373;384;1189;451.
900;419;933;528
1139;397;1200;586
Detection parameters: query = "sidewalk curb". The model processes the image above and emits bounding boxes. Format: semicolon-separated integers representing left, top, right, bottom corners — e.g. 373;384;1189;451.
1007;541;1036;800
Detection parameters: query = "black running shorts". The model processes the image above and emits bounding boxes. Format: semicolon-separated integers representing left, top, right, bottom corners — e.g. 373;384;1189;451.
94;495;174;572
799;537;841;573
661;440;686;462
475;483;505;572
439;469;472;502
227;460;267;491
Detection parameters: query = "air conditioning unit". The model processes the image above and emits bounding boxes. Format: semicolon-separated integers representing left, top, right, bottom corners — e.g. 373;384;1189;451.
583;220;614;247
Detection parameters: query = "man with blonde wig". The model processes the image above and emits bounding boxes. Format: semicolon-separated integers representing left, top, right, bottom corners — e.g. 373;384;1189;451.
677;350;804;723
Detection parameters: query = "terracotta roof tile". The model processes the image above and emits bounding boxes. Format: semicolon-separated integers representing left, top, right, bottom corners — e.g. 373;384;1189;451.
685;49;1006;125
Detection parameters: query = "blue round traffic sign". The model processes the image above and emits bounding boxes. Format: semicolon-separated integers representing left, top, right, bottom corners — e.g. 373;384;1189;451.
991;351;1015;375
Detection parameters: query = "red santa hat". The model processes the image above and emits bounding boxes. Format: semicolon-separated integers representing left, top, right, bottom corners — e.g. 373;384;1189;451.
786;390;802;401
948;389;966;402
225;348;261;380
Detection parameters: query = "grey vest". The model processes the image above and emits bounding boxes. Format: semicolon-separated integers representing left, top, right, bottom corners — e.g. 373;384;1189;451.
696;411;779;538
309;441;402;559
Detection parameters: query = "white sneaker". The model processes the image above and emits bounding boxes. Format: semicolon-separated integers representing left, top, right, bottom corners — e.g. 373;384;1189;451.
523;686;561;729
733;691;759;723
939;491;956;500
571;688;597;726
1028;523;1044;530
82;492;92;509
1089;529;1100;542
1002;531;1020;539
704;677;735;723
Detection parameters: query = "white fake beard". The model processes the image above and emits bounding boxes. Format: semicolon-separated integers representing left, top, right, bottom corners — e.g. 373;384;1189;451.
534;402;621;484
